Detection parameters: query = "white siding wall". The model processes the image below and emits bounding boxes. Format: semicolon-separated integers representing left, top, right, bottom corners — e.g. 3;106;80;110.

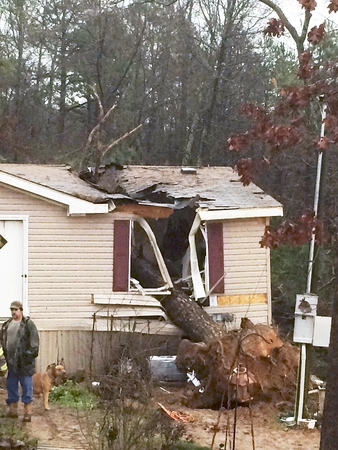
222;218;269;295
0;184;115;323
0;185;180;373
215;217;271;325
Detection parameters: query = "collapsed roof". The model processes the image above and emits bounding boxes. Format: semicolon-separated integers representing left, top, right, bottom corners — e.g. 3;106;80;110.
81;164;283;219
0;164;283;219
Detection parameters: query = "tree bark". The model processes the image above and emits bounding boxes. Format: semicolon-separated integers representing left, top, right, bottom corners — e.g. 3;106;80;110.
160;288;224;343
131;254;224;343
319;248;338;449
58;3;68;143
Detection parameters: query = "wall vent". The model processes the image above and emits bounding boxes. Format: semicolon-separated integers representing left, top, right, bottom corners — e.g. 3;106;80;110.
181;167;197;174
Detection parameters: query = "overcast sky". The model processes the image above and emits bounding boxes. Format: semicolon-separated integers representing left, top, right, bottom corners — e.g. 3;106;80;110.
277;0;338;30
255;1;338;52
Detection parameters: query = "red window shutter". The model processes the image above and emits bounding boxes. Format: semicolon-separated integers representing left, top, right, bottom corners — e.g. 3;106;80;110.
207;222;224;294
113;220;130;292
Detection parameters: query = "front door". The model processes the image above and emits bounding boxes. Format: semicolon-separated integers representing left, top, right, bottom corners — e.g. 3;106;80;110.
0;219;26;318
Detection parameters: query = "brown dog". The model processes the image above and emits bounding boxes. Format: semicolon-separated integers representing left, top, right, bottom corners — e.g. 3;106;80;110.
33;363;66;410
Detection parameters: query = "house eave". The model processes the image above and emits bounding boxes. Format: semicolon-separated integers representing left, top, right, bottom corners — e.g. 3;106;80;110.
197;206;284;221
0;171;111;215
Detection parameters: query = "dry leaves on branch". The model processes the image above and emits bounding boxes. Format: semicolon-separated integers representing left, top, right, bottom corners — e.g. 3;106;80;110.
263;18;285;37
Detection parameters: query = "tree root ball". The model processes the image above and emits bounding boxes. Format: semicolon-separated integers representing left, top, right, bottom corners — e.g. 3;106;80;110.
176;319;299;409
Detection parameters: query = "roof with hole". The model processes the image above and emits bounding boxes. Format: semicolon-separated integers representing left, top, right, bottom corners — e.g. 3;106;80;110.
0;164;283;215
117;165;283;211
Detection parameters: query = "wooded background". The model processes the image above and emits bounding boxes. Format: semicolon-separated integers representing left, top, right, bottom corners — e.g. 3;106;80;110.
0;0;337;363
0;0;305;166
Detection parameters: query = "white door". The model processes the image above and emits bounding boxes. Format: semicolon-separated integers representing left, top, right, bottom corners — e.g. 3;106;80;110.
0;220;26;318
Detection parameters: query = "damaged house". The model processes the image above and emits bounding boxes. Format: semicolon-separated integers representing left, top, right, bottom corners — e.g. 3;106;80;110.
0;164;282;373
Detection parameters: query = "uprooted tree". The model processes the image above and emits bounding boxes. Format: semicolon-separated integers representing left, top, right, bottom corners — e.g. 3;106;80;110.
175;319;299;409
82;60;301;413
132;253;299;409
227;1;338;448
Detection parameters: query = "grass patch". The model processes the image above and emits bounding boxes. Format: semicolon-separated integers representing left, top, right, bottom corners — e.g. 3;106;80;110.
49;380;98;408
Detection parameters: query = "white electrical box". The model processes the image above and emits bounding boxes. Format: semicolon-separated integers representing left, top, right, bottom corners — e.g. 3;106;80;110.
295;293;318;317
293;293;318;344
293;315;315;344
313;316;332;347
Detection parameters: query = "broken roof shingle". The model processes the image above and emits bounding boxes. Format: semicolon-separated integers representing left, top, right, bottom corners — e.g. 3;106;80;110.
0;164;283;213
118;166;282;211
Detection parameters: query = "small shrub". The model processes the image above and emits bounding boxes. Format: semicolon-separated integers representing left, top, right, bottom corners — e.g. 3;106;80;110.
49;380;98;408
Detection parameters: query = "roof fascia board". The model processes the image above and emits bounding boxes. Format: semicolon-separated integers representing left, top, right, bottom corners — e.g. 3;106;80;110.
0;171;109;215
197;206;283;221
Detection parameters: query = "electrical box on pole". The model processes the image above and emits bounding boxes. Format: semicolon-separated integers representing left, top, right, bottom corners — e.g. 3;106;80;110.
293;294;318;344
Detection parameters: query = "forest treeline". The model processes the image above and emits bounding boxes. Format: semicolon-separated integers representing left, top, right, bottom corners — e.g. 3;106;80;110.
0;0;292;167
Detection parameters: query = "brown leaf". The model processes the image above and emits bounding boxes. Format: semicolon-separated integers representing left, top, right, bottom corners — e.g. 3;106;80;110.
284;86;310;108
227;134;249;151
323;114;338;130
308;23;326;44
235;158;254;185
264;125;301;149
263;18;285;37
297;51;315;79
298;50;312;64
328;0;338;13
298;64;315;79
241;103;266;120
298;0;317;10
260;213;325;248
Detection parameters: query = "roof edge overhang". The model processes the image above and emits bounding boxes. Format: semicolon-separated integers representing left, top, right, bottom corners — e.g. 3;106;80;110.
0;171;111;215
197;206;284;221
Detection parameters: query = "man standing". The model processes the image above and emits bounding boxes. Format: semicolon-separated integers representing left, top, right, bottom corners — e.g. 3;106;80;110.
0;301;39;422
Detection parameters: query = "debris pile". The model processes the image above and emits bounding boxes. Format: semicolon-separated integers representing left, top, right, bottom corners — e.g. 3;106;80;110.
176;318;299;409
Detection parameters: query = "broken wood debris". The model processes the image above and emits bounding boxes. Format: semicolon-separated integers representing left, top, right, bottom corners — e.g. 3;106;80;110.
157;402;195;422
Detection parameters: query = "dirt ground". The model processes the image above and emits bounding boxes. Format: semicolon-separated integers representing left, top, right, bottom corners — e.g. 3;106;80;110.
0;384;320;450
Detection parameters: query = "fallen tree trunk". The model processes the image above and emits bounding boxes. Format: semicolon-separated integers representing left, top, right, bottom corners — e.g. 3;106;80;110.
160;287;224;342
132;253;299;409
132;253;224;342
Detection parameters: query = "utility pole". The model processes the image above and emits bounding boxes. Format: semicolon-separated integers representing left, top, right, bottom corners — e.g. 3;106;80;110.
295;99;326;425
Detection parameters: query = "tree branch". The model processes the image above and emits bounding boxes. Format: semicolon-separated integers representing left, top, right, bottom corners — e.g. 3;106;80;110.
84;87;117;151
101;124;143;159
259;0;311;54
